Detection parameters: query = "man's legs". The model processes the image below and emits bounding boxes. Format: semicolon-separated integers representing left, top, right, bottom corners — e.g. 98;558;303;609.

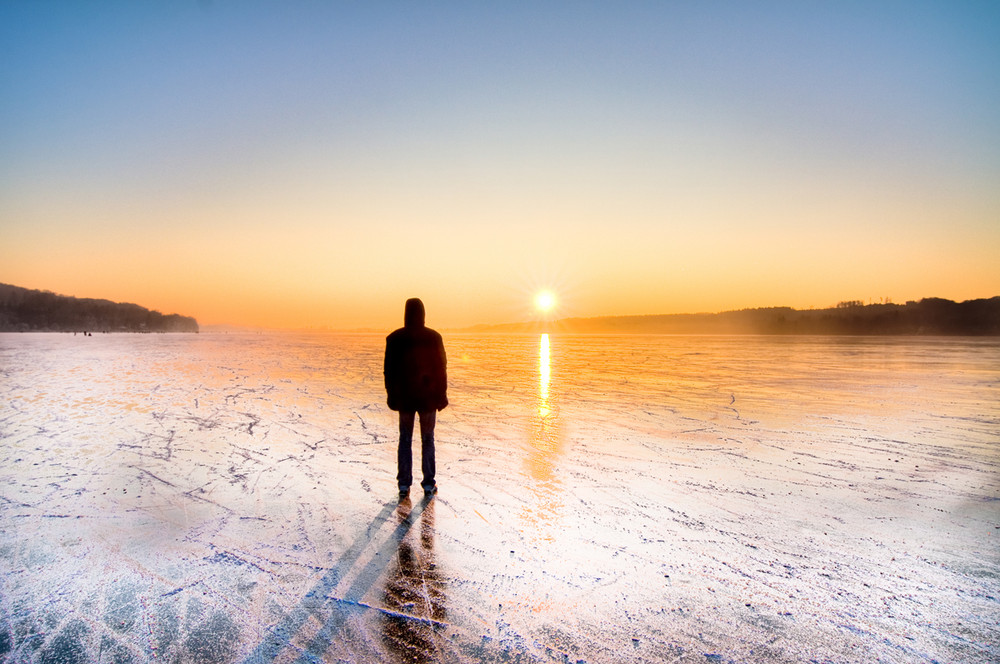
397;411;415;491
418;409;436;493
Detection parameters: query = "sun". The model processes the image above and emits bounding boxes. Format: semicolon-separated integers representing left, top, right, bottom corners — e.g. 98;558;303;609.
534;290;556;313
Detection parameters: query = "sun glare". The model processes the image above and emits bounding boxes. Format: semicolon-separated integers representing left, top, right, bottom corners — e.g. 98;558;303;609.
534;291;556;313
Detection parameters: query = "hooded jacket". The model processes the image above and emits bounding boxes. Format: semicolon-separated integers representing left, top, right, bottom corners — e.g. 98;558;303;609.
384;298;448;412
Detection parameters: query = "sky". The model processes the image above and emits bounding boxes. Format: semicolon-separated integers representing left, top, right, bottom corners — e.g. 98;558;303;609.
2;1;999;330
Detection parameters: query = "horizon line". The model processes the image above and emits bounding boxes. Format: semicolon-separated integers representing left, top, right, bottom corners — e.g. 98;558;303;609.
192;296;999;334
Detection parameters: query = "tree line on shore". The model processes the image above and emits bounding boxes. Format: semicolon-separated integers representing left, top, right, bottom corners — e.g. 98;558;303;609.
4;281;996;336
0;283;199;333
467;297;1000;335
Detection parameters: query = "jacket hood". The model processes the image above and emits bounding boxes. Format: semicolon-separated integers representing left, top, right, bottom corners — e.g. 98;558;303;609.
404;298;425;328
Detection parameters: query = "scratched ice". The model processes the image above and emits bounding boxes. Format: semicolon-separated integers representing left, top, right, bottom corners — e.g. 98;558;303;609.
1;332;998;663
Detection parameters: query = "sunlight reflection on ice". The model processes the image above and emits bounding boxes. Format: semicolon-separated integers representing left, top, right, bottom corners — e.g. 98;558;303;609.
539;332;551;413
522;333;565;539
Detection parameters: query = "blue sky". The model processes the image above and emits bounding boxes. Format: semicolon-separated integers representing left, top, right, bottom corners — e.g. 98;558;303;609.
2;1;998;328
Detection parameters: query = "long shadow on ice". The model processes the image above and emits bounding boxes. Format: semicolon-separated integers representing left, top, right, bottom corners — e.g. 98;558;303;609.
380;497;447;664
240;496;445;663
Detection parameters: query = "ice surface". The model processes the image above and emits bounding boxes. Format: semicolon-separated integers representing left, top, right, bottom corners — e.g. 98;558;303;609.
1;332;998;663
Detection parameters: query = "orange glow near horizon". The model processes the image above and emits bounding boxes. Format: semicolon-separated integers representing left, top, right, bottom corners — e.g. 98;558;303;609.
2;242;1000;331
3;162;998;331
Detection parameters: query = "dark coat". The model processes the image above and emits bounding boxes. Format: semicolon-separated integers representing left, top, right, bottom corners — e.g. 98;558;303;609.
384;299;448;412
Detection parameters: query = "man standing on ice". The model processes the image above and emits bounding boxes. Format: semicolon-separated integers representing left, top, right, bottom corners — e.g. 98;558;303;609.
384;298;448;497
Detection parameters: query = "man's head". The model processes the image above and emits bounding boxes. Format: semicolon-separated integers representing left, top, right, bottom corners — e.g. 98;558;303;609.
404;298;425;328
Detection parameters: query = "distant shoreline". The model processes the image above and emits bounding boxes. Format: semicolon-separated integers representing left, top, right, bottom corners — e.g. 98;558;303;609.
4;281;997;336
0;283;199;333
458;297;1000;336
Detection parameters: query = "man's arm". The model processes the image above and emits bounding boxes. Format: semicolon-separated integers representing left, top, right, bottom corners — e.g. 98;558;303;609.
435;333;448;409
384;335;398;409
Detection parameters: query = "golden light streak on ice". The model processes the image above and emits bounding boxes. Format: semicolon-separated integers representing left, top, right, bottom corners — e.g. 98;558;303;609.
539;333;550;417
521;333;564;541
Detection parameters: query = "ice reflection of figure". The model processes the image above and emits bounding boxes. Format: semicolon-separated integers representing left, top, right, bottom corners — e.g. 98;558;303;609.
380;497;447;663
384;298;448;496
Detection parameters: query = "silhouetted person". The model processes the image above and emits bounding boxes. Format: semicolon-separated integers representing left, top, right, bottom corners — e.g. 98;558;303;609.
384;298;448;496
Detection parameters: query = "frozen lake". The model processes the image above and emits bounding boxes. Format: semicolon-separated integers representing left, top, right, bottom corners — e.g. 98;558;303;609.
1;332;998;663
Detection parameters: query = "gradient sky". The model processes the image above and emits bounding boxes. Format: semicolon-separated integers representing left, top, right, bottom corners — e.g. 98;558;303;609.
2;2;998;329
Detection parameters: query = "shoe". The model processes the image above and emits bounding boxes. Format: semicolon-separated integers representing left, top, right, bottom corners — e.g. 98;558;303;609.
398;486;410;496
423;485;437;496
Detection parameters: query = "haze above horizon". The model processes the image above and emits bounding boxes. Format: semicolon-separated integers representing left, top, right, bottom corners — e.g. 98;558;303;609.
2;2;998;330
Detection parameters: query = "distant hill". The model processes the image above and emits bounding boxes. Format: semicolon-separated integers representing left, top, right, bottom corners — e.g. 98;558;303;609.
463;298;1000;336
0;283;199;333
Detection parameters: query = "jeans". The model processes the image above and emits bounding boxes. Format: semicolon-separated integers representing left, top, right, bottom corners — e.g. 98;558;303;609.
397;410;436;491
